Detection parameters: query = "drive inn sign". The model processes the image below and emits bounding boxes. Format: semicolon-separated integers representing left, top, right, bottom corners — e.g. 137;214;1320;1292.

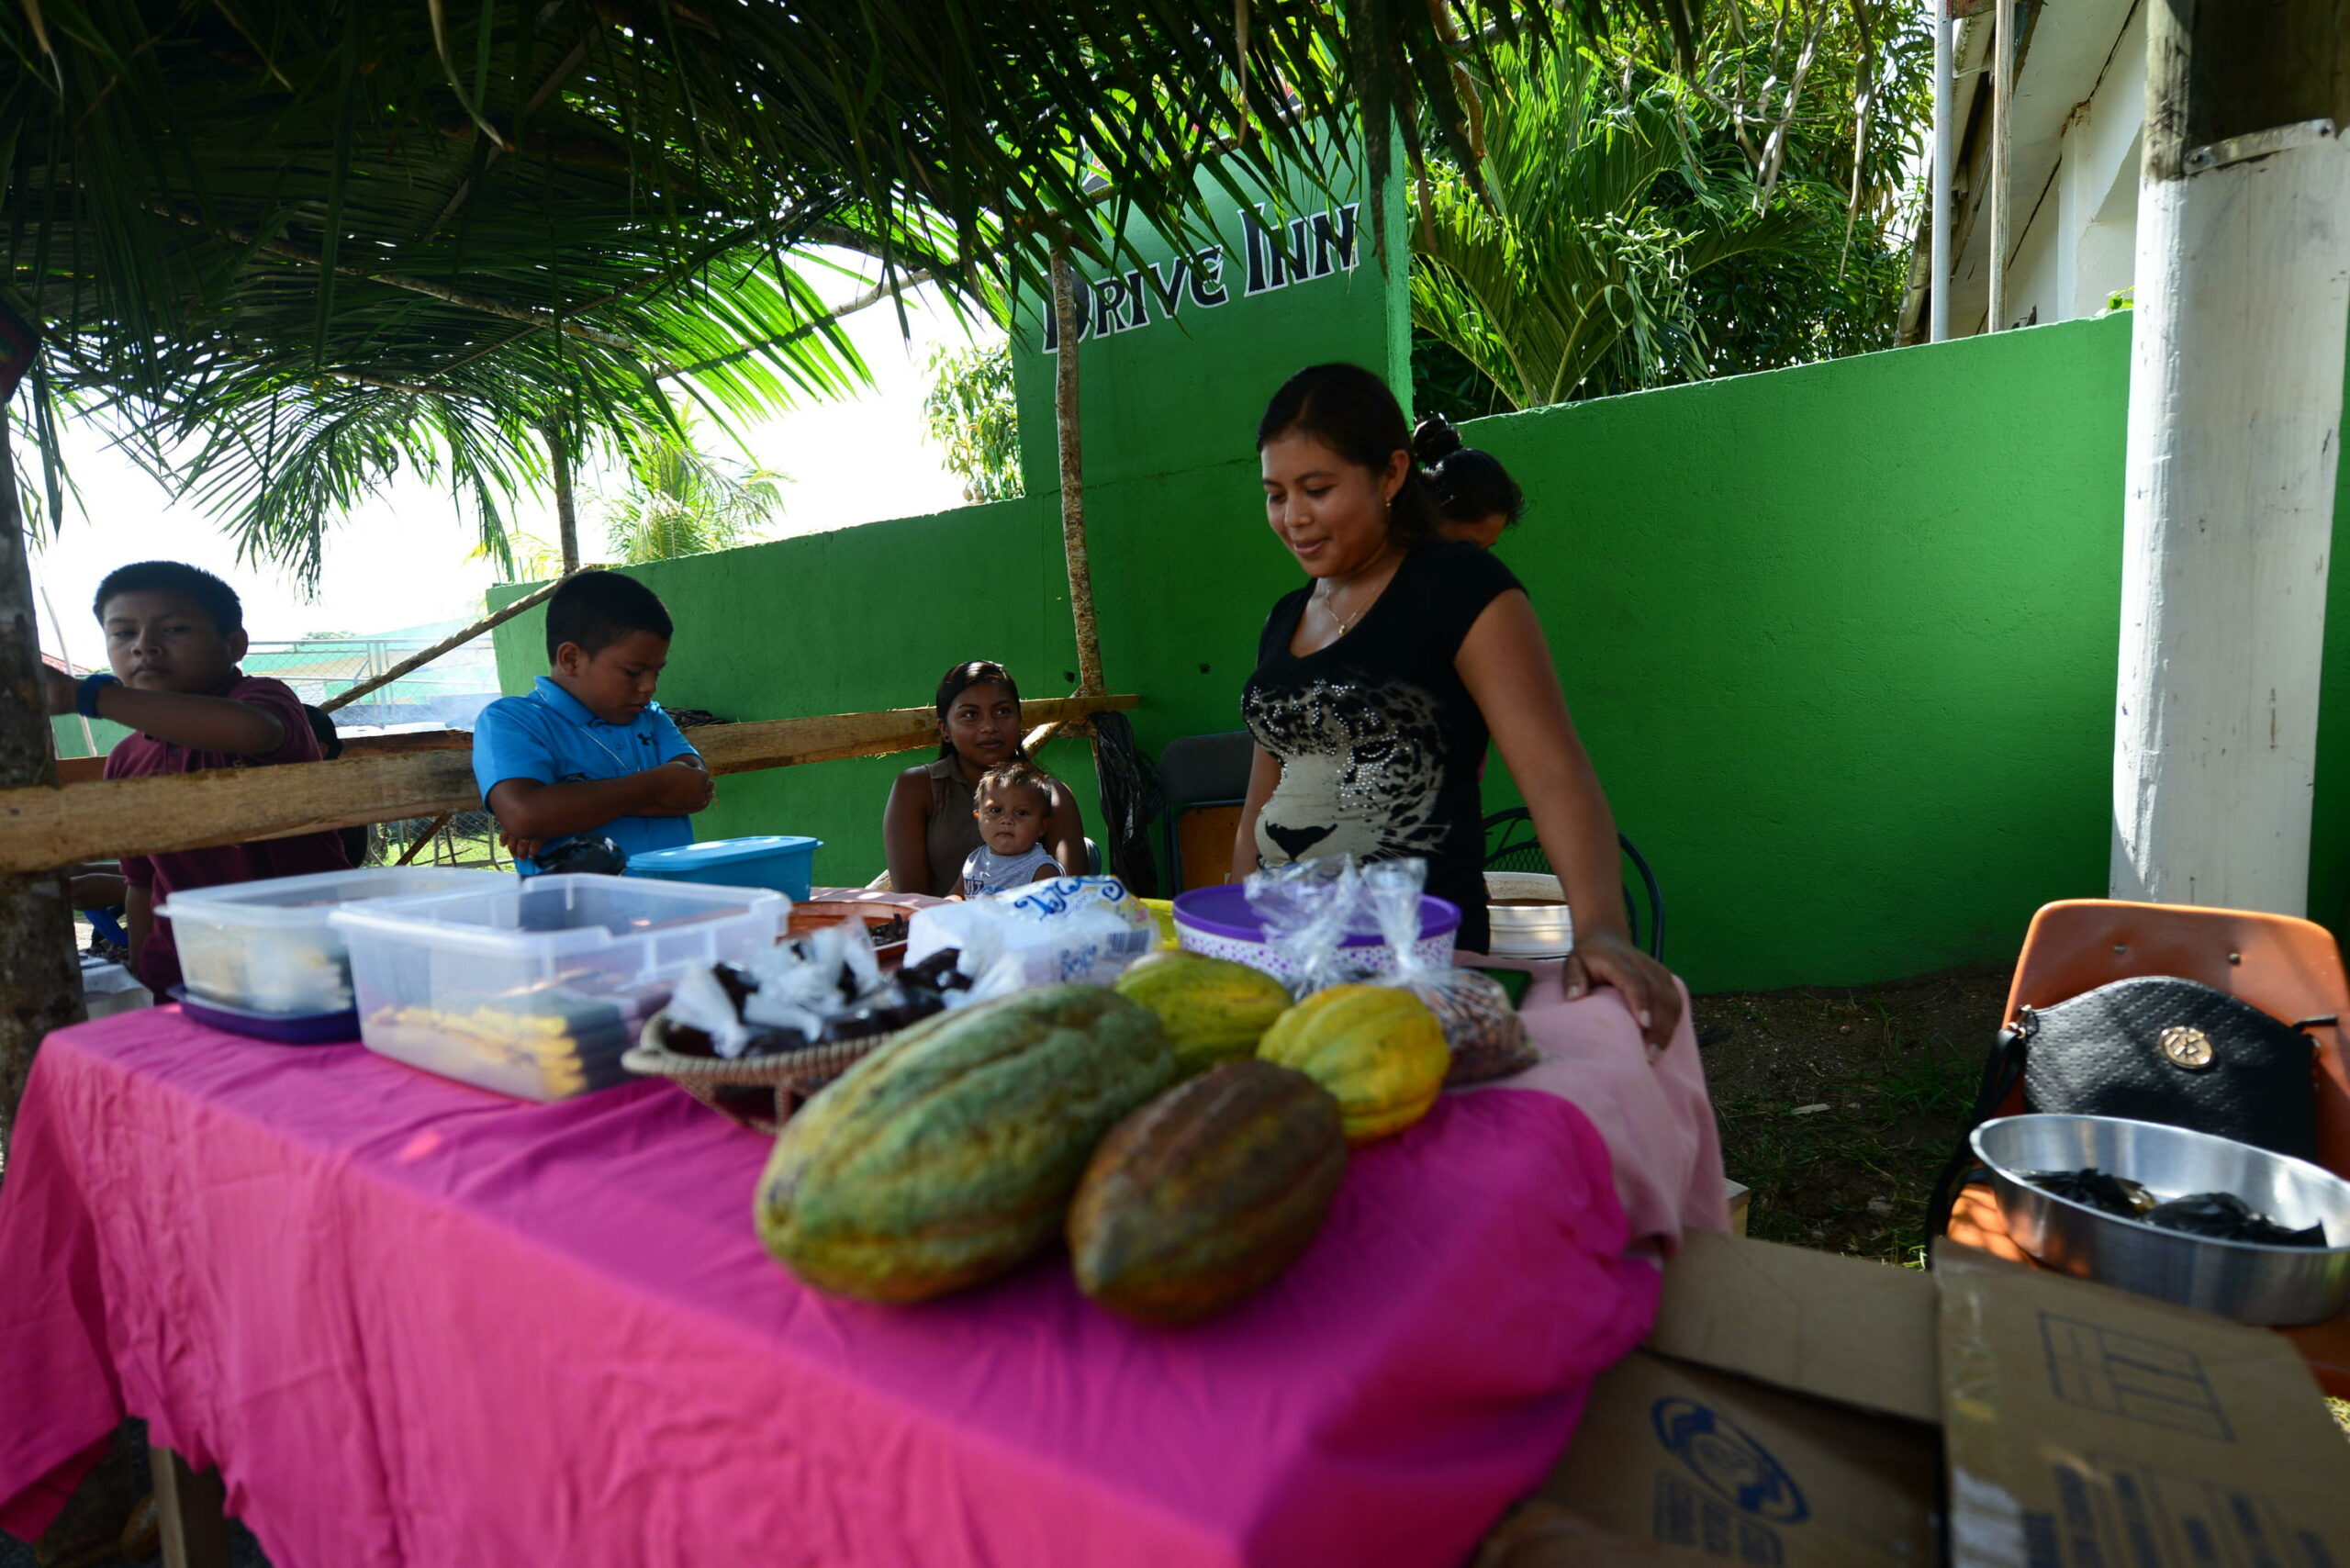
1040;202;1364;350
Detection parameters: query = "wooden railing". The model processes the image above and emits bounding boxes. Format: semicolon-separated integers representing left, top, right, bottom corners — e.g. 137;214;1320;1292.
5;695;1136;875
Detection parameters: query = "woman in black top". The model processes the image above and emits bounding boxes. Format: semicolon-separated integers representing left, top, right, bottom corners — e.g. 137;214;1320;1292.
1233;364;1680;1047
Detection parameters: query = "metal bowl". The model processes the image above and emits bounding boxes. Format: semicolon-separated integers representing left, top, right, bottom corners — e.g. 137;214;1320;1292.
1973;1114;2350;1326
1483;871;1573;958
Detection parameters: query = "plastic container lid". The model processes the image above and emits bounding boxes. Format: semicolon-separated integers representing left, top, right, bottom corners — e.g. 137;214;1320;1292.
157;867;509;926
327;873;787;961
626;835;820;873
1170;885;1460;946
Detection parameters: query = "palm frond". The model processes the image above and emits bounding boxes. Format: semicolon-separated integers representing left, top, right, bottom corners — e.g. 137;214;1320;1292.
6;0;1707;578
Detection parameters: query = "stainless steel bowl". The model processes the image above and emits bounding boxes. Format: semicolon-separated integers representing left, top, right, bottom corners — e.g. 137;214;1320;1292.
1483;872;1573;958
1973;1114;2350;1326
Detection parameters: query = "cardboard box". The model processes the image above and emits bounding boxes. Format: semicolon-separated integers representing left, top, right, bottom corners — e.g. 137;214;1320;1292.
1484;1234;2350;1568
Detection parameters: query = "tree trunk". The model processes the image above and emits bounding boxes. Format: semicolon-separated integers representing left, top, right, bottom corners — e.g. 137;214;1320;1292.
0;392;87;1168
547;423;581;575
2110;0;2350;912
1052;250;1104;698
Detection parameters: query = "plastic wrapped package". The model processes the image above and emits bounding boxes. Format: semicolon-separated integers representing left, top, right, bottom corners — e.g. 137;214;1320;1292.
1361;860;1536;1086
665;919;973;1061
905;877;1156;999
1241;857;1365;998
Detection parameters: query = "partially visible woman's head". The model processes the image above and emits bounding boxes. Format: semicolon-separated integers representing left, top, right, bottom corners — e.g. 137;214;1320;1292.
1257;364;1444;577
934;660;1026;765
1413;414;1525;550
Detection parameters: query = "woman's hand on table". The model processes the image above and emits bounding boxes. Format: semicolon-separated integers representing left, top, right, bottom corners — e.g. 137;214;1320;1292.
1563;928;1682;1050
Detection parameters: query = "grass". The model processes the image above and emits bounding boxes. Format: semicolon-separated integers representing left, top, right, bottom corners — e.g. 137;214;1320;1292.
1692;968;2007;1266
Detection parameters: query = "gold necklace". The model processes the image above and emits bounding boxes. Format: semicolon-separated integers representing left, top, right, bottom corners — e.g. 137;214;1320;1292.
1318;586;1364;636
1318;558;1393;636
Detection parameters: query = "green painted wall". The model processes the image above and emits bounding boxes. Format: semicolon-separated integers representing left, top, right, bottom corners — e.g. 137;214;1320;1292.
490;140;1404;902
484;264;2350;991
491;313;2138;991
488;495;1102;892
1465;316;2135;988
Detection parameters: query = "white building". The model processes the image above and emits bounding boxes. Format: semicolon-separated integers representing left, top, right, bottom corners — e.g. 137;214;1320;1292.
1900;0;2145;342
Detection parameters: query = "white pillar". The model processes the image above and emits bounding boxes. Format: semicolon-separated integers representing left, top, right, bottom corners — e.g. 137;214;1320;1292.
2110;119;2350;913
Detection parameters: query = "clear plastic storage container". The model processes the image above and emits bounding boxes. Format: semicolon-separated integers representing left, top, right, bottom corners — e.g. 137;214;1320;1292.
329;875;789;1101
158;868;509;1016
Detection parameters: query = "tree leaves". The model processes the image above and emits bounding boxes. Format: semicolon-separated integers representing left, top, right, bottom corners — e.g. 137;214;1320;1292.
6;0;1663;578
1408;4;1925;412
922;342;1022;505
599;411;788;566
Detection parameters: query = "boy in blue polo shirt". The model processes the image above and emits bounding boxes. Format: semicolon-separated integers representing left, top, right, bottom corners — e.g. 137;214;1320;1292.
473;570;712;874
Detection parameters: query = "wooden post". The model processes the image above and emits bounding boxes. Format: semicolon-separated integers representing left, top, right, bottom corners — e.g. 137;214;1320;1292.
0;360;84;1159
1051;249;1105;698
1987;0;2014;331
1929;0;1953;343
547;422;581;575
2110;0;2350;912
0;695;1138;874
150;1445;230;1568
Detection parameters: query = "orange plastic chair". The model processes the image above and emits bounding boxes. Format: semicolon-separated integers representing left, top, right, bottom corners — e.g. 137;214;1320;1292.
1943;899;2350;1394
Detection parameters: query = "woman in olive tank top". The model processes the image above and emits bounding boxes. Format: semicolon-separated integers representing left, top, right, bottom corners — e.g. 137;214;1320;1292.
882;661;1088;896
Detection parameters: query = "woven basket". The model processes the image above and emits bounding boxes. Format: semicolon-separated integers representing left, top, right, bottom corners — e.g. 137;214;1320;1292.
623;1012;901;1134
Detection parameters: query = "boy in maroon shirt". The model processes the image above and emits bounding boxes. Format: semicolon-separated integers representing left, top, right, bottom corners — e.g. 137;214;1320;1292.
43;561;351;994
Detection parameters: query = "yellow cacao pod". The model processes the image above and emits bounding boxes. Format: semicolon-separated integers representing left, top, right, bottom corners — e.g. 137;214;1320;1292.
1256;984;1448;1146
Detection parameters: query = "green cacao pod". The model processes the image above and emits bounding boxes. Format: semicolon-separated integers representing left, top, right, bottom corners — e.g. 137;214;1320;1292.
1256;984;1449;1146
755;984;1175;1302
1111;950;1294;1077
1069;1058;1347;1325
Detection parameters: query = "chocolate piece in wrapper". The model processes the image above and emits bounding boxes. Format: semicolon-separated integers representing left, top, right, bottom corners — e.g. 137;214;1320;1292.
2143;1191;2328;1248
2024;1167;2157;1218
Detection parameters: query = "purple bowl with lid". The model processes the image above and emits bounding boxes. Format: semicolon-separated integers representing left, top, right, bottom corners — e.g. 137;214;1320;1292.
1170;885;1460;983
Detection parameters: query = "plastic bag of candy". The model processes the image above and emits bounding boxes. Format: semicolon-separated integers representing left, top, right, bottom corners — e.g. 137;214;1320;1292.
1361;858;1536;1085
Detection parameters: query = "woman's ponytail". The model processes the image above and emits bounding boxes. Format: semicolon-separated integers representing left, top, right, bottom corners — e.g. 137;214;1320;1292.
1416;411;1526;531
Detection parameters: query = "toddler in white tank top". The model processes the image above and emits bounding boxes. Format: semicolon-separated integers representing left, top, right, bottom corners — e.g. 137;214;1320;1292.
959;762;1062;897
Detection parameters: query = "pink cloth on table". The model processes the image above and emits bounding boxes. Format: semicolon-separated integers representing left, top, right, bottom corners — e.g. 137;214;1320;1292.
0;1009;1662;1567
1463;958;1729;1248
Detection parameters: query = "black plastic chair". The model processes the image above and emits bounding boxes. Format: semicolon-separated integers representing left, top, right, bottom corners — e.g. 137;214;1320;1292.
1157;731;1256;891
1483;807;1665;961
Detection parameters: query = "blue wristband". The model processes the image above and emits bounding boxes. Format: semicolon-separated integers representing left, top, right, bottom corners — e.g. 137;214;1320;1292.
75;672;120;718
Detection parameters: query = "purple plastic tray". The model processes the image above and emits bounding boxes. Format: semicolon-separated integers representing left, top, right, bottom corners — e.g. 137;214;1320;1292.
1169;885;1460;946
170;988;360;1045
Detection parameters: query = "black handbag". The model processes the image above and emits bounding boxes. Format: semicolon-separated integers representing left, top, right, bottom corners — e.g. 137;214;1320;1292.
1923;975;2329;1243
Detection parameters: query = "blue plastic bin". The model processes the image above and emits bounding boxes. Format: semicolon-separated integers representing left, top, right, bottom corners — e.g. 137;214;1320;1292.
623;835;822;901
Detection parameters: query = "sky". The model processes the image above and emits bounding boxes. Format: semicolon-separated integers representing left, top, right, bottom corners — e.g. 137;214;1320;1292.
24;255;990;666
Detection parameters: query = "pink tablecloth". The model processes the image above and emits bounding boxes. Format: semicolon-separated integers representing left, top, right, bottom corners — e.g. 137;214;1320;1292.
1480;964;1729;1248
0;1007;1675;1568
